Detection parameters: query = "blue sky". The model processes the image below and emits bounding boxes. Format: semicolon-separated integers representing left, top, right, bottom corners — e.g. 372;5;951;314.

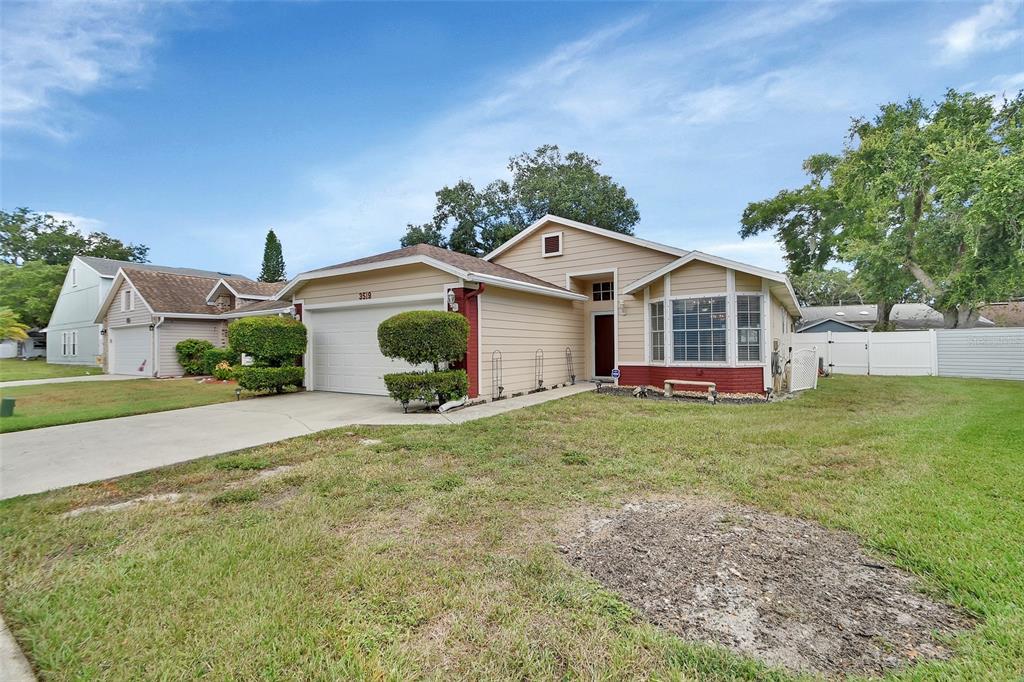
2;1;1021;277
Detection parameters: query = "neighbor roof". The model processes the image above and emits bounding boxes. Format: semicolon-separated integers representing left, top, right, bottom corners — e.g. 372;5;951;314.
218;277;286;298
890;303;995;329
279;243;587;301
224;299;293;316
119;268;223;315
798;304;878;326
76;255;249;280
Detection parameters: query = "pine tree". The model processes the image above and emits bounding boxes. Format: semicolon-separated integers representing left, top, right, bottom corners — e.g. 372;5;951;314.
258;229;286;282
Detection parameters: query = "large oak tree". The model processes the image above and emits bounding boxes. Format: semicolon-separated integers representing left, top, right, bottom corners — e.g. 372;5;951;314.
741;90;1023;328
402;145;640;256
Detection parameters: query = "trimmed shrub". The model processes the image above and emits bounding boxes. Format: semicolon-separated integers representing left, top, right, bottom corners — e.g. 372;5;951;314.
382;369;468;407
235;366;305;393
202;346;240;374
175;338;215;375
377;310;468;370
228;317;306;366
212;361;235;381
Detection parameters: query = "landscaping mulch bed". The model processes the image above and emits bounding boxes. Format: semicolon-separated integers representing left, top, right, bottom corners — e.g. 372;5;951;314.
561;499;972;678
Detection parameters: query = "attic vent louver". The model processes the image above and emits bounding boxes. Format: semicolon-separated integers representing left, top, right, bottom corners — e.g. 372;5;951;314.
542;232;562;257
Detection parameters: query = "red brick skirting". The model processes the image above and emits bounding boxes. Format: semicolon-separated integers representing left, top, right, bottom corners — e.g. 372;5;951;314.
617;365;765;394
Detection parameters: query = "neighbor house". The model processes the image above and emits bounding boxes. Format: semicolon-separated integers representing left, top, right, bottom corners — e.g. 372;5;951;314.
44;256;251;366
93;268;288;376
274;215;802;397
797;303;995;332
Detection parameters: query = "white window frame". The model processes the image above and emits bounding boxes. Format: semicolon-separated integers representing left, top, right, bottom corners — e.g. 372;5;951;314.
61;331;68;356
71;267;77;287
649;299;665;362
736;293;764;363
71;330;78;356
121;290;129;312
592;280;614;301
129;290;136;311
540;231;563;258
670;293;729;365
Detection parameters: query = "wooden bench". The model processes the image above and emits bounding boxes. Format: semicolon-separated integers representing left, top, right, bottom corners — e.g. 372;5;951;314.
664;379;718;403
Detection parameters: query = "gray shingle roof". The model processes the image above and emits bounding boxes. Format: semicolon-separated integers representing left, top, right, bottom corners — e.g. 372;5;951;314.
78;255;249;280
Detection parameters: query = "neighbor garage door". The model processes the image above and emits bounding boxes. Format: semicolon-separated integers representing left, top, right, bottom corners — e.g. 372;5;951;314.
308;301;439;394
110;326;152;376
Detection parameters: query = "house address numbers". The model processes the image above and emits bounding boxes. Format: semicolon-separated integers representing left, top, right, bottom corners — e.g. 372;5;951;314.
358;291;372;300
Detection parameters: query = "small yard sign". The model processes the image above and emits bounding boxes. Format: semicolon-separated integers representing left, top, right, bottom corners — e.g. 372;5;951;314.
611;368;620;379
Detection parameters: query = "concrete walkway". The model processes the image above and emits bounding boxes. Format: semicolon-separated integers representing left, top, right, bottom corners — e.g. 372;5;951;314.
0;615;35;682
0;374;142;388
0;384;594;499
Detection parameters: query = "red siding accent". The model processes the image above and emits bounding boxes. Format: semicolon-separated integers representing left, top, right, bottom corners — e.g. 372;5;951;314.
618;365;765;394
451;288;480;398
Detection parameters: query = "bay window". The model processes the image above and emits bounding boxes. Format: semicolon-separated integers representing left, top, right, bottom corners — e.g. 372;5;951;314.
649;301;664;361
672;297;726;362
737;294;762;361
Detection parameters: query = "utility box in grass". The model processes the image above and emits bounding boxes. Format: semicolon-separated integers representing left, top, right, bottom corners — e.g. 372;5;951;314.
1;397;15;417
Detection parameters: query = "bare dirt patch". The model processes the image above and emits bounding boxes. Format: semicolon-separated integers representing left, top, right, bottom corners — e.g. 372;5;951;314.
561;499;972;678
62;493;190;518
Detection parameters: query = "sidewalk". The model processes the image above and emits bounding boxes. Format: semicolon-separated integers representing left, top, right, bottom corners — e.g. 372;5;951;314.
0;374;143;389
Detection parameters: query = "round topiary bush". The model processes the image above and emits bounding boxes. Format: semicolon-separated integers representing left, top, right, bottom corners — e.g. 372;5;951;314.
377;310;468;370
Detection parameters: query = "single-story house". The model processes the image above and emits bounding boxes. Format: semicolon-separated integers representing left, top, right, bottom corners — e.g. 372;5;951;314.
94;268;288;376
0;330;46;360
274;215;802;397
45;255;251;366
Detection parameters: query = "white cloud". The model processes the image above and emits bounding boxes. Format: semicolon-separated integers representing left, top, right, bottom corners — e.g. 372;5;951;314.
271;1;850;271
43;211;106;232
1;1;158;139
938;0;1022;61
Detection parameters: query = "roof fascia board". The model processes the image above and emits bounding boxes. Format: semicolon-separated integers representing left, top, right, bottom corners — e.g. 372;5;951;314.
467;271;588;301
220;306;292;319
483;214;689;261
798;318;864;332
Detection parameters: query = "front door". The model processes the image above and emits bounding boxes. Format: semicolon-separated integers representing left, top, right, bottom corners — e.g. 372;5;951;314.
594;314;614;377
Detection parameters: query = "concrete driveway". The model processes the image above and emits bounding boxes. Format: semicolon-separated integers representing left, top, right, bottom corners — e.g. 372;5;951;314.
0;384;593;500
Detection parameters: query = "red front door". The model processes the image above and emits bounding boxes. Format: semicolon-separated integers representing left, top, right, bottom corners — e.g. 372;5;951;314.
594;314;614;377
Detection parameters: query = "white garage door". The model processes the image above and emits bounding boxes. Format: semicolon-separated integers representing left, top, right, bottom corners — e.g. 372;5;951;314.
111;326;152;376
309;301;439;394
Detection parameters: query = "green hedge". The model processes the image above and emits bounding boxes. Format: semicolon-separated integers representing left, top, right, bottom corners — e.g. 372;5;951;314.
382;369;467;407
175;339;215;375
202;347;240;374
377;311;468;369
228;317;306;366
234;366;305;393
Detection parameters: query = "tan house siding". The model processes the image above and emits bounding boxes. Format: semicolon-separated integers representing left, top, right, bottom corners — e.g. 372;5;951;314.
670;261;727;295
735;271;761;292
491;221;677;370
156;319;226;377
295;263;455;306
490;223;677;290
769;291;794;392
479;287;584;399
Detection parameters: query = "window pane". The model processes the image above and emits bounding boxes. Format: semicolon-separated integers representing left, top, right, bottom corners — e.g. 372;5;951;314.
669;296;727;363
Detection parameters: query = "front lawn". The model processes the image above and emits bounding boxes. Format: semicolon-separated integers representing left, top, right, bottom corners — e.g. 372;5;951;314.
0;358;103;382
1;376;1021;680
0;378;240;433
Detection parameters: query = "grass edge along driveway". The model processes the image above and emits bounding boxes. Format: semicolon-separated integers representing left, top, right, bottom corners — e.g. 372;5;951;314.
0;376;1022;680
0;378;241;432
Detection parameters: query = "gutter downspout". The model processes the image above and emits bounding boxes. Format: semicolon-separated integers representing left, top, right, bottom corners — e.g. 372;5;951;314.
152;316;165;377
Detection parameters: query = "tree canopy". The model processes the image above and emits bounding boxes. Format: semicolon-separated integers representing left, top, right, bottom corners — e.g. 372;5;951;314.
789;268;865;307
401;145;640;256
1;208;149;265
258;229;286;282
741;90;1023;328
0;308;30;342
0;261;66;329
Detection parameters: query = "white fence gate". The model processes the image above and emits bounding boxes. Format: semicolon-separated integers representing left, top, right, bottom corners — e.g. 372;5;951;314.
790;348;819;391
787;328;1024;381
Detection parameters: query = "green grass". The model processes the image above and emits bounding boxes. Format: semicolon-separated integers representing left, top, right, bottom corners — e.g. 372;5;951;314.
0;378;241;432
1;376;1022;680
0;358;103;382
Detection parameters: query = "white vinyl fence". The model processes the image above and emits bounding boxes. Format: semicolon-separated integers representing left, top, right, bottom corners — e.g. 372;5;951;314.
787;328;1024;381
